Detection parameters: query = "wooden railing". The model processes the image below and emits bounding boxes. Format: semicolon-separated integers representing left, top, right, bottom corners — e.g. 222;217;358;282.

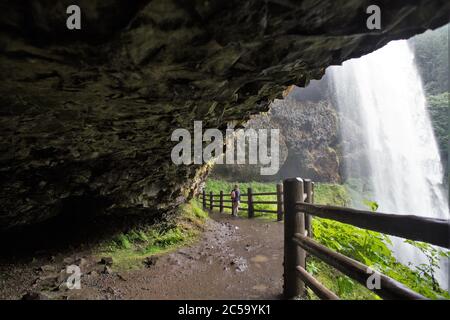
199;178;449;300
283;177;450;300
199;183;288;221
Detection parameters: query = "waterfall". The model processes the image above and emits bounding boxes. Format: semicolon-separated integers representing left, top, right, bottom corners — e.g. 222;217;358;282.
328;40;449;289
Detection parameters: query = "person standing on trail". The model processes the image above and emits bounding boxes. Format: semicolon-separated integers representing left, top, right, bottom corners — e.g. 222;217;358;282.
231;184;240;217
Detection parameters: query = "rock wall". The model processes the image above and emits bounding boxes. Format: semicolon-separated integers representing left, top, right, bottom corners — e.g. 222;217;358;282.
1;0;450;229
212;89;341;183
274;98;340;183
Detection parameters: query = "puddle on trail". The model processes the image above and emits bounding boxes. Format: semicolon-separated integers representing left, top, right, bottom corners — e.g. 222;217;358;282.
250;255;269;263
252;284;268;292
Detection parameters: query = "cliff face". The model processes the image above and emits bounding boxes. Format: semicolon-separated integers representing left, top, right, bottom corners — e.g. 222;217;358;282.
274;98;340;183
212;96;340;183
1;0;450;229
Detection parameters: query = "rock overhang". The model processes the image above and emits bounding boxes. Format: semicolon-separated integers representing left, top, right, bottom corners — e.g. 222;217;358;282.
0;0;449;229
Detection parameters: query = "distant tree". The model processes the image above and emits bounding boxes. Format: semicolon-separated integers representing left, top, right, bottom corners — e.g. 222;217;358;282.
409;25;449;96
409;26;449;180
427;92;449;174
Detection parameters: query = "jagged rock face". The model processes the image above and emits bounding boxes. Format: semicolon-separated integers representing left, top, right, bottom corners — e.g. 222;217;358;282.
274;99;340;183
212;97;340;183
1;0;449;229
211;110;291;182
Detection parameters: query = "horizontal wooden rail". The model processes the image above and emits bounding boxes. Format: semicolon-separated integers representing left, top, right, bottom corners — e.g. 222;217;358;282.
202;194;249;198
252;200;279;205
296;203;450;249
252;192;277;196
296;266;339;300
293;233;426;300
222;207;249;211
213;204;249;211
253;208;278;214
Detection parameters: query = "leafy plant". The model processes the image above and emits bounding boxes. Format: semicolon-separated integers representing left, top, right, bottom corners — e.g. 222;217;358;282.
363;199;379;212
404;239;450;291
311;188;448;299
337;276;355;296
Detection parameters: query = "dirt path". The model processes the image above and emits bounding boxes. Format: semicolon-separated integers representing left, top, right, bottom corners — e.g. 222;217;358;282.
0;212;284;300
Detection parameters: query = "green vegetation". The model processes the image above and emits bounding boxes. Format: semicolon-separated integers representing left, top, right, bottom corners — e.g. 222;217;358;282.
427;92;449;173
95;200;208;270
206;179;450;299
312;188;450;299
313;187;449;299
313;183;351;207
410;26;449;178
411;25;448;96
311;218;450;299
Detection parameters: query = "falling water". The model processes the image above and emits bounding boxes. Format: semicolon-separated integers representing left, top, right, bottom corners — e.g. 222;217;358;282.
329;40;449;289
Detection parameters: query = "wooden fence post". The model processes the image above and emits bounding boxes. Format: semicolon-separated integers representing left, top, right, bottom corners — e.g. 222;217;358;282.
277;183;283;221
304;179;313;238
247;187;254;218
283;178;306;299
202;189;206;210
219;191;224;213
210;191;213;211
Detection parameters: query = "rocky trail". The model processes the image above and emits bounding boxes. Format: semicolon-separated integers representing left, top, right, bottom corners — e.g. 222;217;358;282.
0;212;284;300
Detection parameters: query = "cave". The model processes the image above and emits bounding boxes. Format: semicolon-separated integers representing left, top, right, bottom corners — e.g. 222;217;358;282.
0;0;449;302
1;0;449;231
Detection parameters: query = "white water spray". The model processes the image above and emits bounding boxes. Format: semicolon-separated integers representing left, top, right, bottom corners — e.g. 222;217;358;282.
329;40;449;289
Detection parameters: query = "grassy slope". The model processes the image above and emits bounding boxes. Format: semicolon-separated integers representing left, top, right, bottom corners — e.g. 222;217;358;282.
94;200;208;271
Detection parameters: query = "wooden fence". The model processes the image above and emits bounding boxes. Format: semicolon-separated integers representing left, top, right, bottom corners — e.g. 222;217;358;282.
200;177;450;300
199;182;289;221
283;177;450;300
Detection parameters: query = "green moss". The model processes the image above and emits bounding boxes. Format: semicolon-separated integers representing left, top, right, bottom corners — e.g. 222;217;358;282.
94;200;208;271
114;234;132;250
313;183;351;206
